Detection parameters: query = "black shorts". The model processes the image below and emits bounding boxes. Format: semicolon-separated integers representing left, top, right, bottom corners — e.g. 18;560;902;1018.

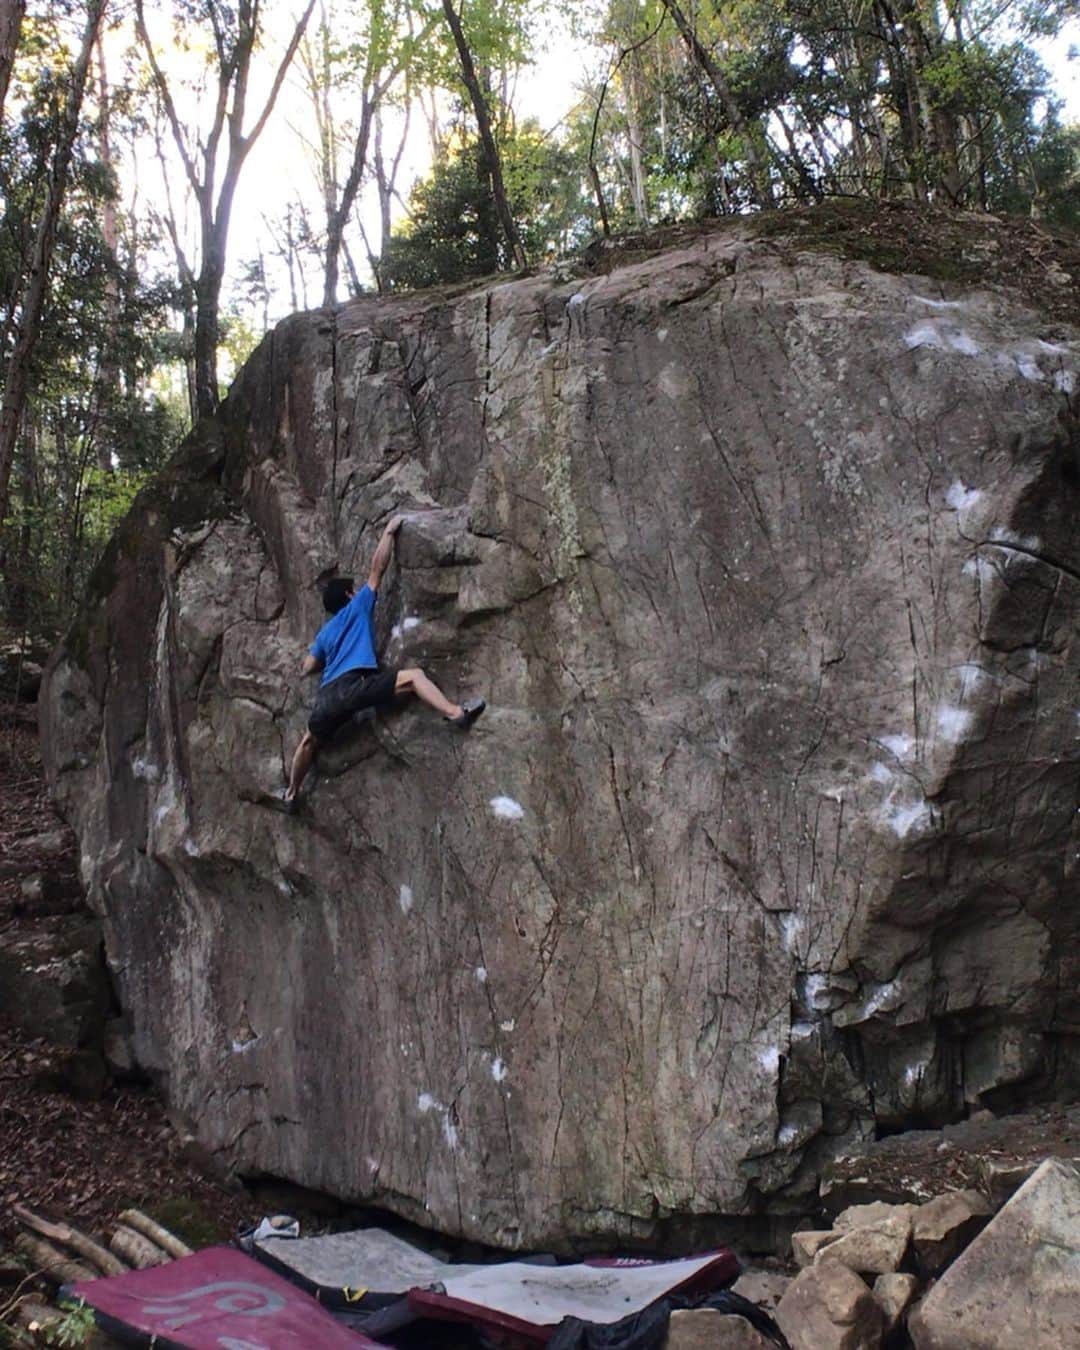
309;667;399;741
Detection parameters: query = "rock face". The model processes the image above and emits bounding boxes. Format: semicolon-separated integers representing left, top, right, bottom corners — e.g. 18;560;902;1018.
40;216;1080;1249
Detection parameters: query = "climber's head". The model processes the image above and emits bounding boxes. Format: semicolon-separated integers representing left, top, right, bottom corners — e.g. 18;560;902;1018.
322;576;355;614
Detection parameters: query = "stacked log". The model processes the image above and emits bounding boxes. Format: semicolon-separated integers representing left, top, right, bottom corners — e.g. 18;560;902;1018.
2;1204;191;1342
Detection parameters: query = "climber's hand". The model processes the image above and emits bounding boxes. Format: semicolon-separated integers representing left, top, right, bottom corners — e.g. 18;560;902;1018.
386;514;405;536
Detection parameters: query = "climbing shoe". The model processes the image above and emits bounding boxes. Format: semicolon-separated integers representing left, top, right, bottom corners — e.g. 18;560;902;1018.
449;697;486;729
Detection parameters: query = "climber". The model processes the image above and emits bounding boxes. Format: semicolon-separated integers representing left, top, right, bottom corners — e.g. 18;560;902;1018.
281;514;485;807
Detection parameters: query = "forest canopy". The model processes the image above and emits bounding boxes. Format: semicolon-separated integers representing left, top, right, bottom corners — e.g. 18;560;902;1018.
0;0;1077;638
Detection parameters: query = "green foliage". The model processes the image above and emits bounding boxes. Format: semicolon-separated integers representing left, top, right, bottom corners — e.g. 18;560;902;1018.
0;18;186;636
45;1300;97;1348
383;120;592;287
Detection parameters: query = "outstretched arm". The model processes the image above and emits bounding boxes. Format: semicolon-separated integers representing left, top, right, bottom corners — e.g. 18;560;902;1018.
367;514;403;591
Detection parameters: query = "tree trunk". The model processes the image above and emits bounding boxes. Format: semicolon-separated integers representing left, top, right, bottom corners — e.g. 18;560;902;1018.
91;30;119;471
440;0;527;269
659;0;772;209
194;243;226;422
322;95;374;307
0;0;105;531
0;0;25;123
625;52;649;226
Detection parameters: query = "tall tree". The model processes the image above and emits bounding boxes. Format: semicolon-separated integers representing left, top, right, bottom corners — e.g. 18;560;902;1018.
439;0;527;268
0;0;106;534
299;0;431;306
135;0;315;420
658;0;773;208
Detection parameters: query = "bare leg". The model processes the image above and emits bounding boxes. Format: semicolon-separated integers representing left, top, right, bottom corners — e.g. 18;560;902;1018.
396;667;462;719
286;731;319;800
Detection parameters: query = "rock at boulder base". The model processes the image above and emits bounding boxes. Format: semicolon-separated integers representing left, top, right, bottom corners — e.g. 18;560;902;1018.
776;1260;885;1350
665;1310;775;1348
793;1230;841;1267
911;1189;991;1275
813;1213;911;1276
909;1158;1080;1349
731;1268;792;1312
835;1202;917;1233
873;1273;919;1335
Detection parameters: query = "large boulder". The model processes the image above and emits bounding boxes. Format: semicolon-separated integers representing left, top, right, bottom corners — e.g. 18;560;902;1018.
40;211;1080;1249
909;1158;1080;1348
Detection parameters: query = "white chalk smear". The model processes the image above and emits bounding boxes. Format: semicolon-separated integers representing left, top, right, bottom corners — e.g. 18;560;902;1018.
936;705;973;743
399;884;414;915
1014;354;1043;382
888;799;931;839
131;756;160;783
418;1092;460;1150
861;981;898;1018
803;974;831;1012
490;795;525;820
779;913;804;954
879;734;914;760
567;293;585;310
945;480;982;512
904;323;943;351
869;762;894;785
757;1044;780;1075
500;1019;516;1033
491;1058;508;1083
474;966;487;983
947;330;980;356
402;616;421;631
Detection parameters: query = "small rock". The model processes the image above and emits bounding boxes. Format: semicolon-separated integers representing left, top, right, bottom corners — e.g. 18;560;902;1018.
104;1016;137;1077
665;1310;775;1348
873;1272;919;1334
793;1229;840;1266
23;828;69;859
777;1261;886;1350
835;1201;917;1232
732;1267;792;1311
813;1214;911;1276
909;1158;1080;1348
911;1189;992;1275
33;1049;108;1100
976;1156;1039;1208
19;874;44;902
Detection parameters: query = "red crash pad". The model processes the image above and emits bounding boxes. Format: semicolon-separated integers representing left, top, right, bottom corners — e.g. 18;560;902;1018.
67;1245;386;1349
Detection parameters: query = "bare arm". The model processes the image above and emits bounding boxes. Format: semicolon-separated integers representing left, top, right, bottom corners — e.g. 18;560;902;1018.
367;514;403;591
302;653;322;676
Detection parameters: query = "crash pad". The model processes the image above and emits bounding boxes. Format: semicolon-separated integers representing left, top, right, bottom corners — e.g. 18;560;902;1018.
65;1245;386;1348
410;1249;740;1346
252;1225;485;1302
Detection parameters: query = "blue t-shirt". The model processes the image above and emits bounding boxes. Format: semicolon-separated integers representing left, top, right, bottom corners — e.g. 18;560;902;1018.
312;585;379;686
